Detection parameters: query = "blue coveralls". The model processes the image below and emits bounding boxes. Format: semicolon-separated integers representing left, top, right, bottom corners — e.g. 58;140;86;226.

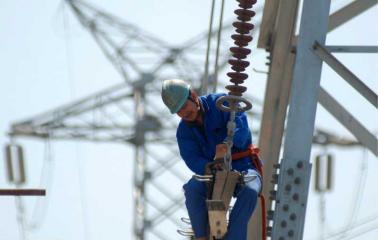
177;93;261;239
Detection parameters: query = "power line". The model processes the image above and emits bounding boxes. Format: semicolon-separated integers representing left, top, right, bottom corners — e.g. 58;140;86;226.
325;214;378;240
335;148;369;240
28;138;55;230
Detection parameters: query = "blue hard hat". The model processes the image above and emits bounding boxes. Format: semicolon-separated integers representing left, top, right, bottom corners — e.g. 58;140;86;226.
161;79;190;114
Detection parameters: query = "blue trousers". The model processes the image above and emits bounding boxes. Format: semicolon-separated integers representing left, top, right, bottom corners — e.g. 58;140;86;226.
183;169;261;239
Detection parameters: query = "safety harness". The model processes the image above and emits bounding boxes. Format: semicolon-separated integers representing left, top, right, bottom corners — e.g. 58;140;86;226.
203;145;266;240
232;144;267;240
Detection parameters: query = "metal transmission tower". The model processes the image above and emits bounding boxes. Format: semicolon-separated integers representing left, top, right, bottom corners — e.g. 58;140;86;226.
64;1;264;239
8;1;262;239
7;1;362;239
66;1;241;239
255;0;377;239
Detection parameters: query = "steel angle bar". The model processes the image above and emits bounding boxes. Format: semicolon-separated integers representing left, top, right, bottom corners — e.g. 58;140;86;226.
9;130;104;142
258;0;299;162
63;119;133;142
288;0;377;46
67;0;169;48
149;179;182;205
313;128;360;146
325;45;378;53
147;196;182;227
97;109;121;126
256;2;299;239
0;189;46;196
10;83;132;132
150;197;185;226
328;0;377;32
318;87;378;156
257;0;280;48
272;0;332;239
150;201;183;226
50;124;133;131
180;21;233;50
144;101;178;127
313;41;377;108
149;227;173;240
152;157;184;181
145;150;186;181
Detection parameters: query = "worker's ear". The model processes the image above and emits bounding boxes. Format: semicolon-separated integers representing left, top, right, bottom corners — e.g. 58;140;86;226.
190;90;198;99
190;90;200;106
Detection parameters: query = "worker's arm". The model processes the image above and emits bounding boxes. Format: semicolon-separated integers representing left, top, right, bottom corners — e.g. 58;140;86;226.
177;132;210;175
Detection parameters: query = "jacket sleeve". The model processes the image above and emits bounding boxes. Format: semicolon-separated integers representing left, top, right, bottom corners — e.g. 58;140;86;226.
222;109;250;149
177;131;210;175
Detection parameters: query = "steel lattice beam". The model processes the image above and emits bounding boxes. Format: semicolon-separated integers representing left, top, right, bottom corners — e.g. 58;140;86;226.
262;0;377;239
256;0;377;238
7;1;362;240
9;1;263;239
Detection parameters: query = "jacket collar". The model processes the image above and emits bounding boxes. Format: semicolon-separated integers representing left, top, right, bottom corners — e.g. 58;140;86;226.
199;95;210;112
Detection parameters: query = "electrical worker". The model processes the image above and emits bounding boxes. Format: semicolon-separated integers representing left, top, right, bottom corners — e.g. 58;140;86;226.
161;79;262;240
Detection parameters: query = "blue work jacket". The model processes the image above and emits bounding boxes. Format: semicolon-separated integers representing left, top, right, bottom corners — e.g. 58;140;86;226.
176;93;255;175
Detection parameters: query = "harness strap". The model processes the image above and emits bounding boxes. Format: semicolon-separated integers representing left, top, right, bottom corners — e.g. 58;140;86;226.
231;144;263;177
260;194;267;240
231;144;266;240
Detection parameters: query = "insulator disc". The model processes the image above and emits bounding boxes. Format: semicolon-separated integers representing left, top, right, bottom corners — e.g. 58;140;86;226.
233;22;254;34
227;72;248;81
231;34;252;43
234;40;248;47
230;47;251;57
226;86;247;96
235;28;250;35
234;9;255;21
229;92;242;97
237;0;257;9
231;65;246;72
224;0;256;100
229;59;250;68
232;53;248;59
230;78;245;85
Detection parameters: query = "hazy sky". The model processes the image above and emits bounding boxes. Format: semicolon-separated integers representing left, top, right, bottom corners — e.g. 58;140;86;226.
0;1;377;240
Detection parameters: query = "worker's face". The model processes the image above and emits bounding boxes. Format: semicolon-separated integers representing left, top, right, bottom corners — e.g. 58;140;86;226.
177;99;199;122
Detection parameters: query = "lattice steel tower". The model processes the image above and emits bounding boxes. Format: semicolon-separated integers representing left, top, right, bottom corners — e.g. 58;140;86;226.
7;1;370;240
8;0;264;239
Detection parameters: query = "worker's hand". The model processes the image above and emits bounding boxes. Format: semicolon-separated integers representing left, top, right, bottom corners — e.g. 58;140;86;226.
215;143;227;159
205;159;225;174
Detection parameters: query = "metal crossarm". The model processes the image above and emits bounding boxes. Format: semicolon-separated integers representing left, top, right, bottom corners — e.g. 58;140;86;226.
324;45;378;53
318;87;378;156
313;41;377;108
0;189;46;196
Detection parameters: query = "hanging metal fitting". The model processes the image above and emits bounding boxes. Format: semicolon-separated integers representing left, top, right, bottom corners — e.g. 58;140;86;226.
243;173;258;182
177;229;195;237
193;174;214;182
216;95;252;113
180;217;191;225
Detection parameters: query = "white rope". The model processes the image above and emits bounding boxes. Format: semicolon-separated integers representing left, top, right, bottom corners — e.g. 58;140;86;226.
202;0;216;95
213;0;226;93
